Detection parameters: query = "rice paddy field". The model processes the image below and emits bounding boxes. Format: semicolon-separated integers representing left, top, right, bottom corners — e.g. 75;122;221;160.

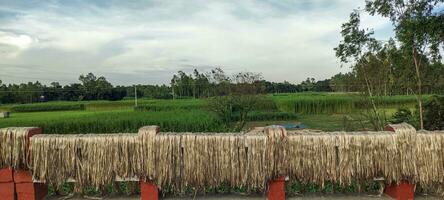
0;92;424;134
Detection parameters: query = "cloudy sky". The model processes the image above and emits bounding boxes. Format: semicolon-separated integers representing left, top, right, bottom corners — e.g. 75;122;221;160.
0;0;393;85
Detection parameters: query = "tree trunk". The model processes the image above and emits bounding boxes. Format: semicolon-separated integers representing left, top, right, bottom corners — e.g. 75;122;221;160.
364;76;382;131
412;47;424;130
362;65;382;131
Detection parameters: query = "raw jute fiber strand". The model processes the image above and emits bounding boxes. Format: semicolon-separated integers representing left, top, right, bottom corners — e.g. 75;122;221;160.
0;127;32;169
284;131;401;187
414;130;444;193
140;132;270;193
30;134;140;191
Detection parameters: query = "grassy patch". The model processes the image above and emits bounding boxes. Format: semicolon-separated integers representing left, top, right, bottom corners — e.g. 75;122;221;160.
0;109;227;134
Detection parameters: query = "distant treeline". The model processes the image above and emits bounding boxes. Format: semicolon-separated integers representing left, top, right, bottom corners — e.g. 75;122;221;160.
1;59;443;104
0;69;333;104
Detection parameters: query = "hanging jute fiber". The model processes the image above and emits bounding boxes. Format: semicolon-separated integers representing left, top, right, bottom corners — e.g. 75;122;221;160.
414;130;444;193
30;134;140;192
0;127;31;169
284;131;403;188
7;124;443;195
140;132;270;193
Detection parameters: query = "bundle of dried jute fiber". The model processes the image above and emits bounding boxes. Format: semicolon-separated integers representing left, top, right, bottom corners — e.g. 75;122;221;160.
365;132;399;184
148;133;266;192
263;126;287;179
285;131;412;189
139;131;270;193
285;133;338;187
392;123;417;182
414;131;444;193
0;127;31;169
335;132;401;187
138;126;158;182
30;134;140;192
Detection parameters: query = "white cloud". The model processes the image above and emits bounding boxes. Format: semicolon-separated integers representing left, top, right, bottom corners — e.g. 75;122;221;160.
0;31;35;57
0;0;393;85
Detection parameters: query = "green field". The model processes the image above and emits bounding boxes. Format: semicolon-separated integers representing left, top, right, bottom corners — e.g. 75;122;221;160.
0;93;422;134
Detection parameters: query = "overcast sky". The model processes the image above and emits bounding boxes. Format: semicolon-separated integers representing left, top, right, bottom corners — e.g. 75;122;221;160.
0;0;393;86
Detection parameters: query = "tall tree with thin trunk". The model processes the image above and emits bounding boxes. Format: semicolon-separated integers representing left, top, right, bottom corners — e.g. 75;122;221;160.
365;0;444;129
335;10;386;130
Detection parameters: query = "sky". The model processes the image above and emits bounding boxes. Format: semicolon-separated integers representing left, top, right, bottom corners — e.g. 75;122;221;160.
0;0;393;86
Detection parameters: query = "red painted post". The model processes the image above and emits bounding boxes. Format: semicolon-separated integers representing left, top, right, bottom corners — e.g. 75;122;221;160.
384;124;415;200
0;167;15;200
267;176;286;200
139;126;160;200
13;170;33;183
0;182;15;200
140;181;159;200
384;181;414;200
0;167;14;182
15;182;48;200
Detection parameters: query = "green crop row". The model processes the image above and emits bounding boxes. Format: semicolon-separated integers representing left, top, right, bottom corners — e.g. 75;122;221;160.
10;103;86;112
231;111;298;121
134;104;203;112
0;110;228;134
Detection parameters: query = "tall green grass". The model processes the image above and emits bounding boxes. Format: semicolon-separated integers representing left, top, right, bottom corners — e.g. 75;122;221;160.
10;103;85;112
0;110;227;134
231;111;297;121
134;99;205;112
271;93;423;114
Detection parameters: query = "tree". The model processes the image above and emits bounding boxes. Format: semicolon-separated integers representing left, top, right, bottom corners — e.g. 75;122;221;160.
365;0;444;129
330;72;359;92
335;10;386;130
208;71;265;131
300;78;316;91
208;68;231;96
79;73;113;100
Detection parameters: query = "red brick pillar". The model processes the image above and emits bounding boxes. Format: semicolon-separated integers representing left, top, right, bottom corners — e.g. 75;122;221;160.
14;127;48;200
140;181;159;200
384;124;415;200
0;167;15;200
267;176;286;200
384;181;414;200
15;174;48;200
139;126;160;200
264;126;287;200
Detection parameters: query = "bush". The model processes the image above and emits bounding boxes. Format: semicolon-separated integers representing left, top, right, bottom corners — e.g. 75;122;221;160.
10;103;85;112
390;108;415;125
208;95;266;130
424;95;444;130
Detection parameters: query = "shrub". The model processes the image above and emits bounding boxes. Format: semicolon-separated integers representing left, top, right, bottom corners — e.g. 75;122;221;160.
424;95;444;130
390;108;415;124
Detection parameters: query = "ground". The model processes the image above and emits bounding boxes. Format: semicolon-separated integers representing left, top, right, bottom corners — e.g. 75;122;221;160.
47;194;441;199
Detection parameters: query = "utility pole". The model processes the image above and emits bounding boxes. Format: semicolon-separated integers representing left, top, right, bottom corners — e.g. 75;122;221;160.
134;85;138;107
172;83;175;100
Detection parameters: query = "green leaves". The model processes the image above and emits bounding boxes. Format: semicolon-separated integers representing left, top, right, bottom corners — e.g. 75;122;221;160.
335;11;380;64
